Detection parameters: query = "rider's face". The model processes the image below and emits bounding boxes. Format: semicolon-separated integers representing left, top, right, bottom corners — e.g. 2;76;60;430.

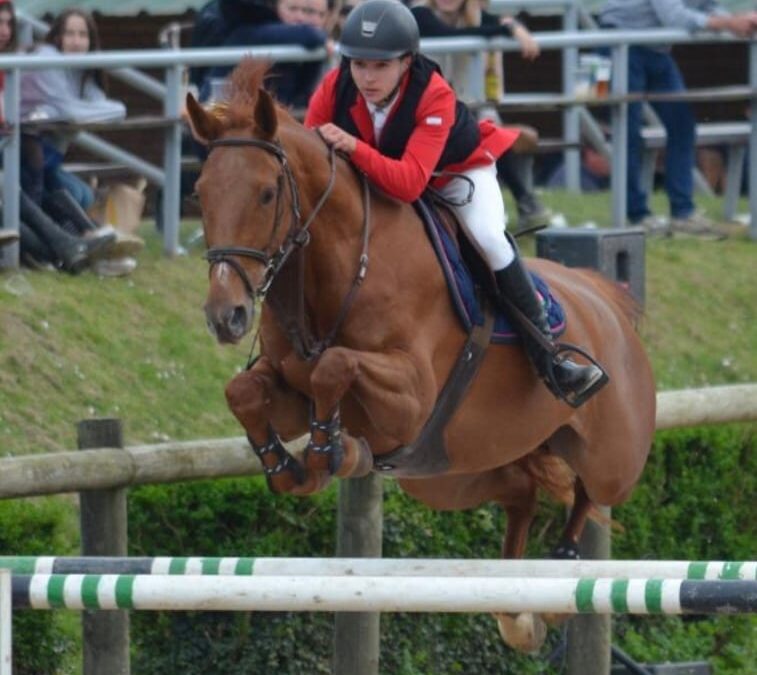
350;56;411;105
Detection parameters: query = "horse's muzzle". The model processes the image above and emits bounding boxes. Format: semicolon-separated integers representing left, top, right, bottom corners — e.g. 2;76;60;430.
204;300;255;344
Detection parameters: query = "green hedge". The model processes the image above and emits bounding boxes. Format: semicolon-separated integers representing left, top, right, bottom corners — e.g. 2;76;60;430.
128;426;756;674
0;498;77;675
3;425;754;673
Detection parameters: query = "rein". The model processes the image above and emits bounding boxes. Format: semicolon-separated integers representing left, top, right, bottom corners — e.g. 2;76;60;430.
204;134;371;361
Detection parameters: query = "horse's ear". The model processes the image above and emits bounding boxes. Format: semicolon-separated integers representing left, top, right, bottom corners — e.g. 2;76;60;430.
254;87;278;140
185;92;222;145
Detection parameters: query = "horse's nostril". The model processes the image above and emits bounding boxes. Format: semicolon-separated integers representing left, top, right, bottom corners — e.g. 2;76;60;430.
228;305;249;334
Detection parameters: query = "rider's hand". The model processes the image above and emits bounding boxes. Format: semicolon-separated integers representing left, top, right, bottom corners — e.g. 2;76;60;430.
319;123;357;155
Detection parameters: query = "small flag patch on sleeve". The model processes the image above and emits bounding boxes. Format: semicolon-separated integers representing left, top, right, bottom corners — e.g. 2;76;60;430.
425;116;442;126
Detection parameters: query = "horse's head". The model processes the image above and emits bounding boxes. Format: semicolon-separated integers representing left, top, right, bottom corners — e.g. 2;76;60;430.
187;62;296;344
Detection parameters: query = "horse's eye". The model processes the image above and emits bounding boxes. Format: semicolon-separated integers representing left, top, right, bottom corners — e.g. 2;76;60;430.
260;187;277;206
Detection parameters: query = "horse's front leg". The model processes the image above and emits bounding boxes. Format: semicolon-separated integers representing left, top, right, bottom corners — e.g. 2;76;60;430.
303;346;431;477
225;356;332;495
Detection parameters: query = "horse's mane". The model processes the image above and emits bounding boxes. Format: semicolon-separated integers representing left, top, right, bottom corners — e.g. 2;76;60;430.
206;60;296;131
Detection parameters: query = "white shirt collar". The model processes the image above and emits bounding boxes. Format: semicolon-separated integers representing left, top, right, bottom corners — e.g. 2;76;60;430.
366;90;401;142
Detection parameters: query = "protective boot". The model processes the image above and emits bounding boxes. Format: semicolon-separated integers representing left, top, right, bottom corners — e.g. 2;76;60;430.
19;192;115;274
494;256;608;407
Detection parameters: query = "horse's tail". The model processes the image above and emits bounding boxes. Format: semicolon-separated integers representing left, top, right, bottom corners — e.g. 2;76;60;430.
517;449;617;528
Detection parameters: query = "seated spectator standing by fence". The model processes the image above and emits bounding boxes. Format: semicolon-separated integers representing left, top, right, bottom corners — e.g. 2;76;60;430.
0;1;119;273
598;0;757;237
411;0;552;230
195;0;330;109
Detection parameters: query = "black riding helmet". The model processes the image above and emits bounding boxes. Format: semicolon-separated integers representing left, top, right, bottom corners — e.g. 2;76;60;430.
339;0;420;60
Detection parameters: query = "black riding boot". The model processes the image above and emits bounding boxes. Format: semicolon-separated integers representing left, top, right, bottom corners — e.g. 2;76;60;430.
494;257;608;407
19;192;114;274
43;189;98;235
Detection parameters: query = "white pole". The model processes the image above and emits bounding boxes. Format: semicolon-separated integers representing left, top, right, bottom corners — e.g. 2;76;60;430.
17;574;757;615
0;569;11;675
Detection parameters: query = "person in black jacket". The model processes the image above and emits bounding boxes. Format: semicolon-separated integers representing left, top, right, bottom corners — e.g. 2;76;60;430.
193;0;329;108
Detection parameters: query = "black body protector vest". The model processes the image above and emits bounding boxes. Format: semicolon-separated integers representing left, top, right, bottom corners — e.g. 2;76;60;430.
333;55;480;170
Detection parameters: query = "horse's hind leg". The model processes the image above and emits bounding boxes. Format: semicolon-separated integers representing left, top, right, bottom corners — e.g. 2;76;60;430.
225;356;332;495
493;467;549;654
540;479;597;631
552;478;593;559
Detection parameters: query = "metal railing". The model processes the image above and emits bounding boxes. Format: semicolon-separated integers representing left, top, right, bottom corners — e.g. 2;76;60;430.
1;28;755;270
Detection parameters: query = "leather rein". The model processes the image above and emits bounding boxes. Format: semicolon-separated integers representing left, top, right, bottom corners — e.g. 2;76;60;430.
204;135;371;361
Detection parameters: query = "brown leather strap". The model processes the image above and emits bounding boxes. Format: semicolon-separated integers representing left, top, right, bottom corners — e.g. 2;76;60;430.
373;305;495;477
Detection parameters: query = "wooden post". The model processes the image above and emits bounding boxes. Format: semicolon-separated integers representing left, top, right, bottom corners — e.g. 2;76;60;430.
333;474;383;675
78;419;130;675
566;508;612;675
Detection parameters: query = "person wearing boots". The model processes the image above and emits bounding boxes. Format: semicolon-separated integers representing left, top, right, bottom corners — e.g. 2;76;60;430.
306;0;607;407
19;9;126;210
14;190;115;273
42;188;144;261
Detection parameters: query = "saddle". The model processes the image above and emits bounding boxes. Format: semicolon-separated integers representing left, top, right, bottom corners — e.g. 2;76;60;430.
414;198;566;344
373;198;564;477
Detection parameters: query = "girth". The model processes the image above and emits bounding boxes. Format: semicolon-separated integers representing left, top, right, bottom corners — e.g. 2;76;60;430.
373;305;495;477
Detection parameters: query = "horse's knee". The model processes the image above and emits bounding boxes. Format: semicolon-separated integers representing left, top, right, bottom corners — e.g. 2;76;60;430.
225;369;270;427
310;348;360;400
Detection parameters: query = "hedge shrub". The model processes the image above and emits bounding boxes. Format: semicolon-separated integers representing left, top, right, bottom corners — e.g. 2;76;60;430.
129;426;755;674
0;498;78;675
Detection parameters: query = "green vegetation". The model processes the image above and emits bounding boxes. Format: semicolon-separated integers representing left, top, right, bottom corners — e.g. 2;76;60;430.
1;191;755;673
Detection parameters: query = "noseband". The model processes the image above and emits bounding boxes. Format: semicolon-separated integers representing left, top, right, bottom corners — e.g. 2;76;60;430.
203;133;371;360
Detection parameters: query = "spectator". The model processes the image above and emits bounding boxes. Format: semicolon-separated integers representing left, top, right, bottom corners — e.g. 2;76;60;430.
20;9;125;209
598;0;757;236
306;0;606;405
0;1;116;272
197;0;330;108
411;0;553;229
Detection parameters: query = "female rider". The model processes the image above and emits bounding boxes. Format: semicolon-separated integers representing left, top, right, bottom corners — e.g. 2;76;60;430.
305;0;606;406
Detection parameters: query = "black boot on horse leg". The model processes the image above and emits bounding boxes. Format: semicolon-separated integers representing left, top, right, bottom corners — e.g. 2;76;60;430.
303;406;373;478
248;426;306;494
494;255;608;407
304;406;344;474
551;479;595;560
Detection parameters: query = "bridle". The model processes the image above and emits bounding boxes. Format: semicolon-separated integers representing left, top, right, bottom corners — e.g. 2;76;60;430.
203;134;371;360
205;136;324;298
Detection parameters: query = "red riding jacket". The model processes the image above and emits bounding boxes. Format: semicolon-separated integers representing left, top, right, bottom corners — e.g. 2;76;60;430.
304;65;519;202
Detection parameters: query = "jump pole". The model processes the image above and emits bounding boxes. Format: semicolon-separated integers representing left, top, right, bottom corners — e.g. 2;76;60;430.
2;557;755;580
0;569;10;675
11;575;757;615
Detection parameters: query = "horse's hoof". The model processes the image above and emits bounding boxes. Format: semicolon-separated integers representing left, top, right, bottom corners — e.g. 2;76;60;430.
494;612;547;653
542;612;570;628
551;543;581;560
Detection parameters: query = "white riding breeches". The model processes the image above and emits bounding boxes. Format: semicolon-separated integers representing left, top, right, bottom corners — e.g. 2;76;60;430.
437;161;515;271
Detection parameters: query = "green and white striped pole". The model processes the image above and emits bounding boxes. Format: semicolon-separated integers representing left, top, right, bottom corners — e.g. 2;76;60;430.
1;557;754;580
11;574;757;614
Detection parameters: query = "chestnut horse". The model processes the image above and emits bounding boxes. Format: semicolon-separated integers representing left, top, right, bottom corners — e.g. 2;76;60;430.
187;63;656;651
